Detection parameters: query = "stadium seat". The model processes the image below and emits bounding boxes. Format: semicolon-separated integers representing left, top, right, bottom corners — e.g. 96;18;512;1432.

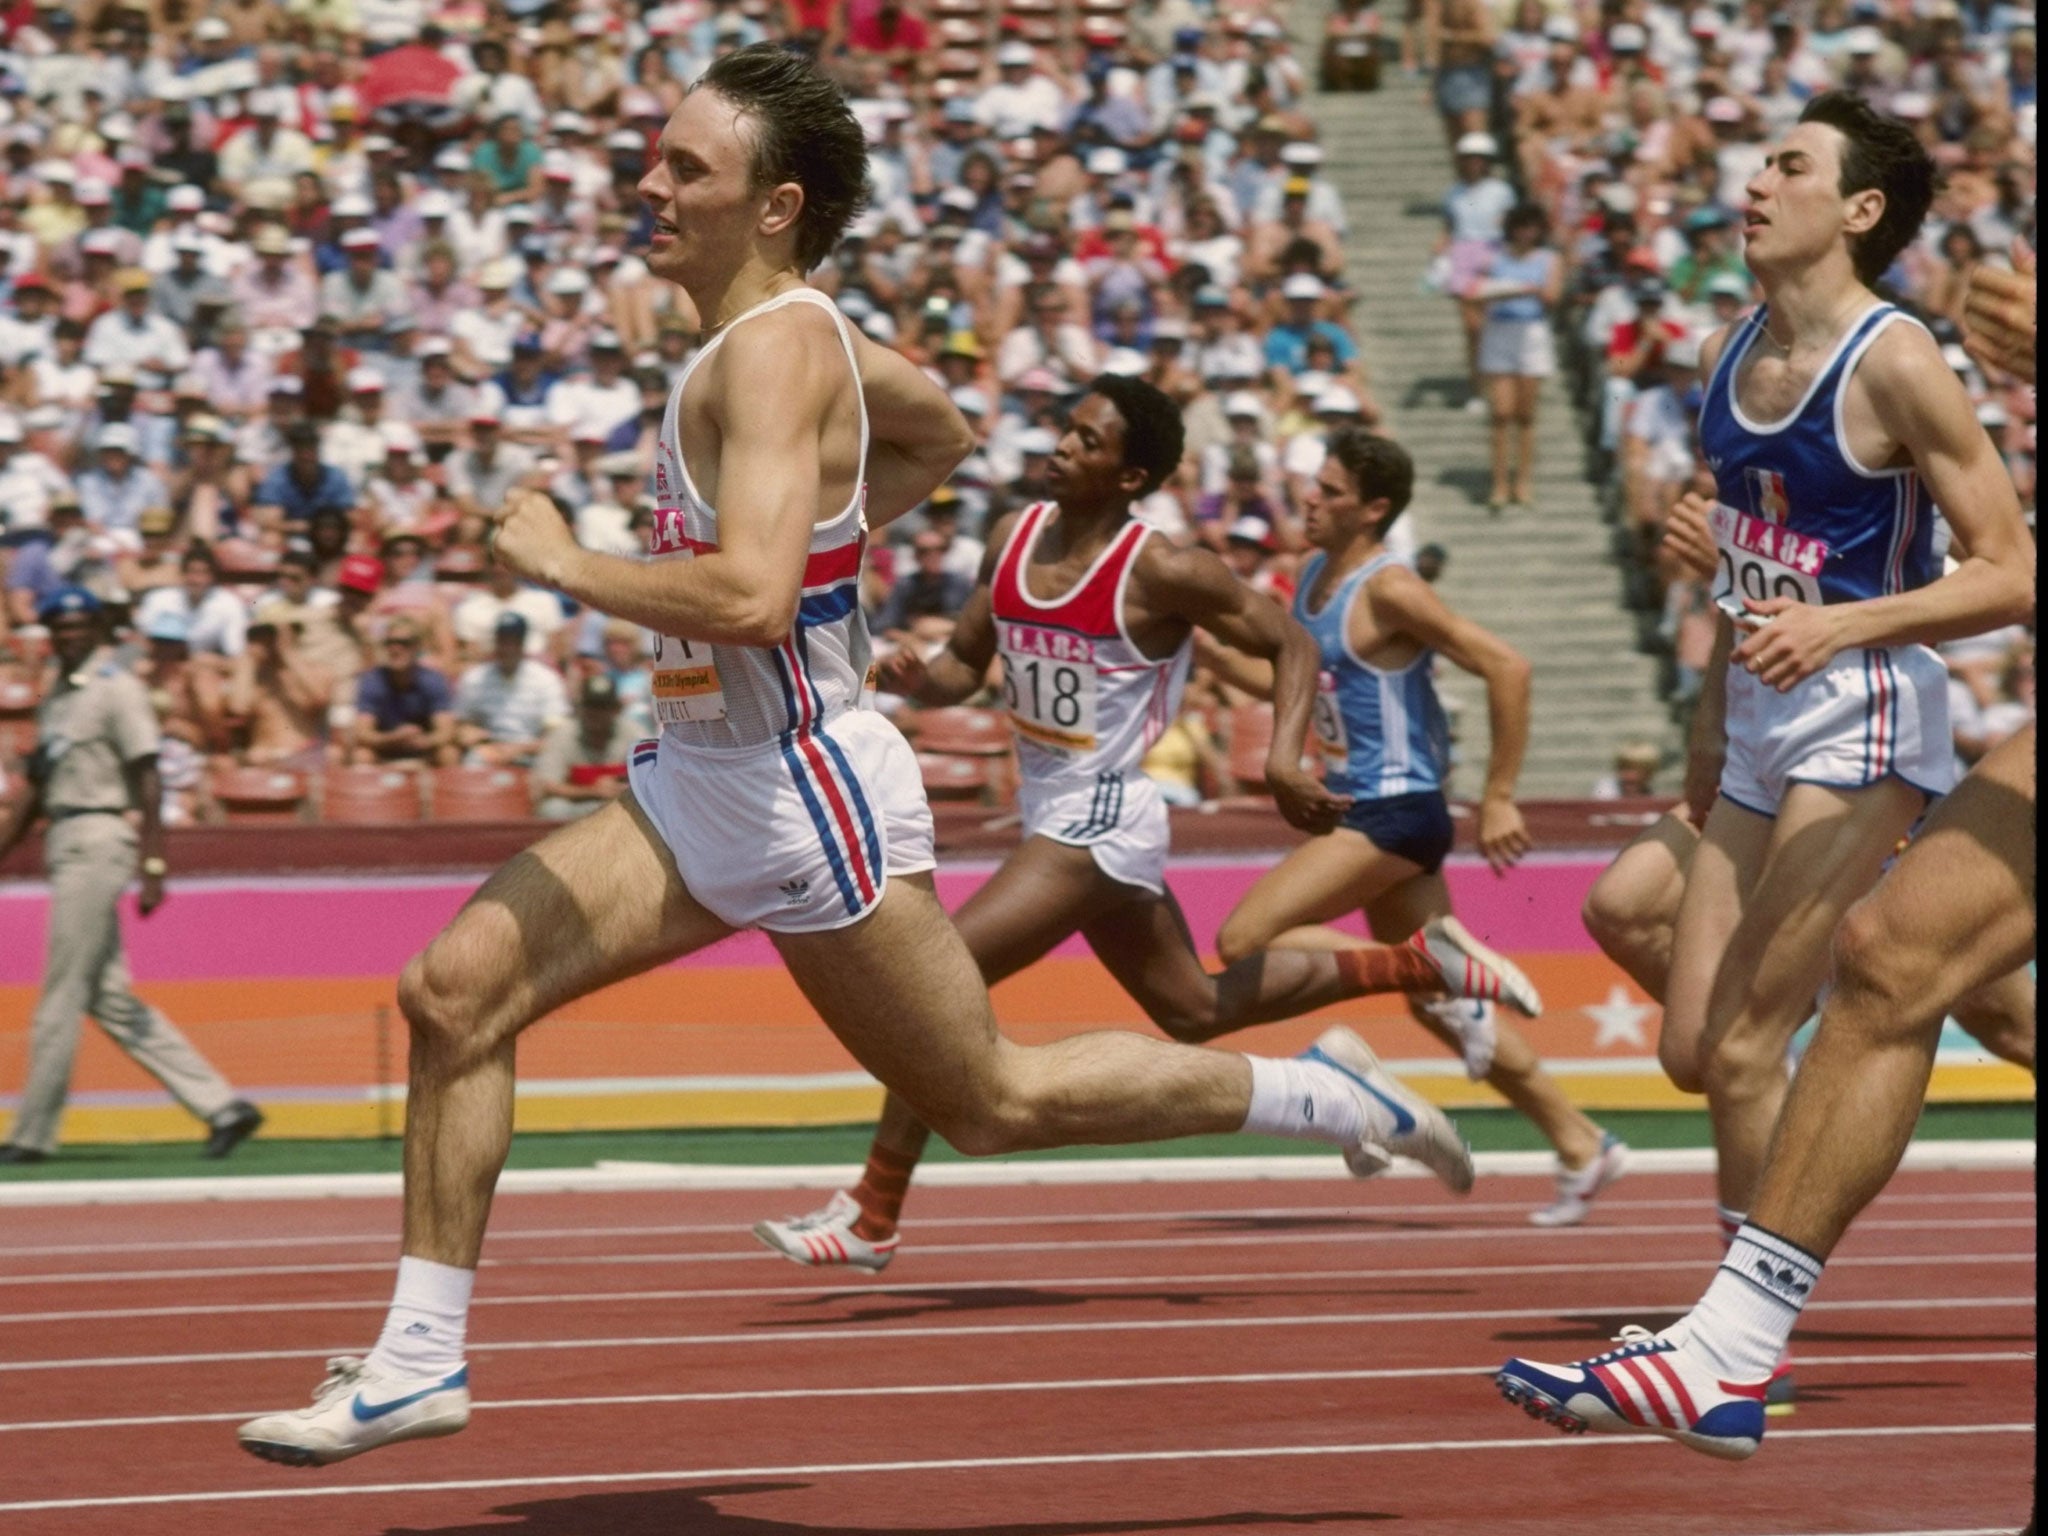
210;765;310;824
1225;702;1276;793
430;765;534;821
319;766;425;823
912;705;1010;757
917;751;989;802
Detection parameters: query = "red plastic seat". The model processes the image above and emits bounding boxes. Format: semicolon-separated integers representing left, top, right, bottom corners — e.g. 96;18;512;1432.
320;766;425;823
917;751;989;802
430;765;534;821
210;765;310;824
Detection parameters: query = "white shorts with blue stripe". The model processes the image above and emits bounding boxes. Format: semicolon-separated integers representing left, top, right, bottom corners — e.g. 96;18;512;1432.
1018;769;1172;895
1718;642;1955;817
627;708;936;934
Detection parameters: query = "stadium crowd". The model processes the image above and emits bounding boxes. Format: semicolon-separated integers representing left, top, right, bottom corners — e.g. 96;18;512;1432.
0;0;2033;824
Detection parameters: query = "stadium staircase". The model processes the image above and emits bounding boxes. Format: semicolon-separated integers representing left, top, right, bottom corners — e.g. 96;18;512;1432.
1305;52;1681;796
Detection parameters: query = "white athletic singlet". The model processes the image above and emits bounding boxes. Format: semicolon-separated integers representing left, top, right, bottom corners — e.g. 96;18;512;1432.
990;501;1192;790
647;287;872;752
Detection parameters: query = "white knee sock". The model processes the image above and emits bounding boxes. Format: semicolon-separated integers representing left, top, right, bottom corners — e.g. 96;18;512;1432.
1685;1222;1821;1381
1240;1054;1374;1147
1715;1203;1746;1249
365;1256;474;1381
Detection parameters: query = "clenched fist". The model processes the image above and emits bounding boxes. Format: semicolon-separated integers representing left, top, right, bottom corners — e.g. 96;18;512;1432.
489;488;578;589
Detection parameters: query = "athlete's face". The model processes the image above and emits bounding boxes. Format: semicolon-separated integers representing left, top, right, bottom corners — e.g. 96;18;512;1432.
639;89;805;292
1301;459;1389;550
1741;122;1886;277
1046;394;1145;504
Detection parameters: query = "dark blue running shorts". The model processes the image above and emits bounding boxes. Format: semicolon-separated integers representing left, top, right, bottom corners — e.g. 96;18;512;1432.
1341;790;1455;874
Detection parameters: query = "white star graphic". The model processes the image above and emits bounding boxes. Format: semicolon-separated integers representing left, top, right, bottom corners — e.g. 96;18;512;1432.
1584;985;1654;1050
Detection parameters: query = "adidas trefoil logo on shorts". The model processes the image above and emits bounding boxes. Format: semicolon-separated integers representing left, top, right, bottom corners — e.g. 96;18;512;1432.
780;878;812;907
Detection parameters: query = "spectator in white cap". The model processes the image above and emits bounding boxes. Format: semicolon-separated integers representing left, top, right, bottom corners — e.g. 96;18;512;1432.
0;409;71;536
980;42;1065;138
85;269;191;387
1252;139;1347;234
319;227;406;353
544;329;639;450
1265;272;1357;377
365;422;437;536
445;404;534;528
323;366;396;490
403;339;480;448
76;422;166;535
153;232;233;334
450;260;526;376
218;88;315;196
1198;390;1280;500
232;225;319;339
994;282;1103;388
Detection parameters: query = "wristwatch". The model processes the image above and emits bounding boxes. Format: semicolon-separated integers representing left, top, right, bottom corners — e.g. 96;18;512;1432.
140;856;168;878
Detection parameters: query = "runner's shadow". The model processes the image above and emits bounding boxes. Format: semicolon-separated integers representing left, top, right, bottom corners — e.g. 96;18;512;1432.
760;1285;1280;1326
384;1484;1395;1535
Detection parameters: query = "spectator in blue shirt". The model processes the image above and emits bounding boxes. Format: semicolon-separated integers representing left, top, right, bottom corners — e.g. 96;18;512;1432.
349;617;457;766
74;424;168;536
1263;273;1358;375
252;423;356;531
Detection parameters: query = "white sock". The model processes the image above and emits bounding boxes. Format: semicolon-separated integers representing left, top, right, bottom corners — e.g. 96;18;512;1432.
365;1256;474;1380
1685;1222;1821;1381
1240;1053;1373;1147
1715;1204;1746;1249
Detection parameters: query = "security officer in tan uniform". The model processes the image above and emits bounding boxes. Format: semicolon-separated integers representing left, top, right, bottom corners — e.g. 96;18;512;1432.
0;587;263;1164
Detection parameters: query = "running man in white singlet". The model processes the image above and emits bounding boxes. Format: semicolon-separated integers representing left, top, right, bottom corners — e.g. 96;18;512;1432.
237;47;1481;1468
1496;90;2033;1462
755;377;1535;1270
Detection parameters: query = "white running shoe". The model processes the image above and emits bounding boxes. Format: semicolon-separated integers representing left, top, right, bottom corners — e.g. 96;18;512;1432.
1412;915;1542;1019
753;1189;899;1272
1527;1131;1629;1227
237;1356;469;1467
1416;996;1498;1081
1300;1026;1475;1193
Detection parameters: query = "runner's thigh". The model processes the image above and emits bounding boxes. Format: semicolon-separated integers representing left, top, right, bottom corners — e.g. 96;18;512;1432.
1222;827;1422;952
773;872;1007;1135
1840;728;2036;1014
415;790;733;1032
953;837;1139;985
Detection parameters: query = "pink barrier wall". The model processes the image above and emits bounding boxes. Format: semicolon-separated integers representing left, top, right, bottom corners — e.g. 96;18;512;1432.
0;855;1605;985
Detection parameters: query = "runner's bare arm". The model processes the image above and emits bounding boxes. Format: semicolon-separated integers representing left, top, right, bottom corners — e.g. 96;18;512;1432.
1144;541;1350;833
1684;617;1733;822
881;514;1014;706
1961;238;2035;384
486;319;842;647
1732;324;2035;690
851;326;978;529
1370;563;1534;871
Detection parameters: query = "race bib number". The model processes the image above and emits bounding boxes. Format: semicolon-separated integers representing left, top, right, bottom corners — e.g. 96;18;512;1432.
651;632;727;724
1310;668;1348;769
1710;502;1828;612
1001;623;1097;752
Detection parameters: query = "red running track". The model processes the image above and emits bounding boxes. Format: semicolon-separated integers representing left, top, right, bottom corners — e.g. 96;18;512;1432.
0;1166;2033;1535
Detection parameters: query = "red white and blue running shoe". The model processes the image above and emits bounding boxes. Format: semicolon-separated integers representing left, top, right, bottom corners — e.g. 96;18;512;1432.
1495;1322;1769;1461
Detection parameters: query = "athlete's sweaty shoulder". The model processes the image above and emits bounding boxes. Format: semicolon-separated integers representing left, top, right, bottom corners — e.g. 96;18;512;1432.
697;301;847;428
1697;320;1739;385
1129;527;1244;621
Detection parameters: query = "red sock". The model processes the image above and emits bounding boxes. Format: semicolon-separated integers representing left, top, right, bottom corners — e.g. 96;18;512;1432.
1333;940;1441;997
850;1144;918;1241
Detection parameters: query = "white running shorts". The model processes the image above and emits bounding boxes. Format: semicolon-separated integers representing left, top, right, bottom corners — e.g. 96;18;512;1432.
627;707;936;933
1719;642;1954;817
1019;768;1172;894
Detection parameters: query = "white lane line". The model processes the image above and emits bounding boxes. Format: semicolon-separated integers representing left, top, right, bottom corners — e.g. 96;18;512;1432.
3;1189;2029;1261
0;1251;2032;1327
0;1352;2029;1436
2;1216;2029;1288
0;1422;2028;1514
2;1295;2028;1373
